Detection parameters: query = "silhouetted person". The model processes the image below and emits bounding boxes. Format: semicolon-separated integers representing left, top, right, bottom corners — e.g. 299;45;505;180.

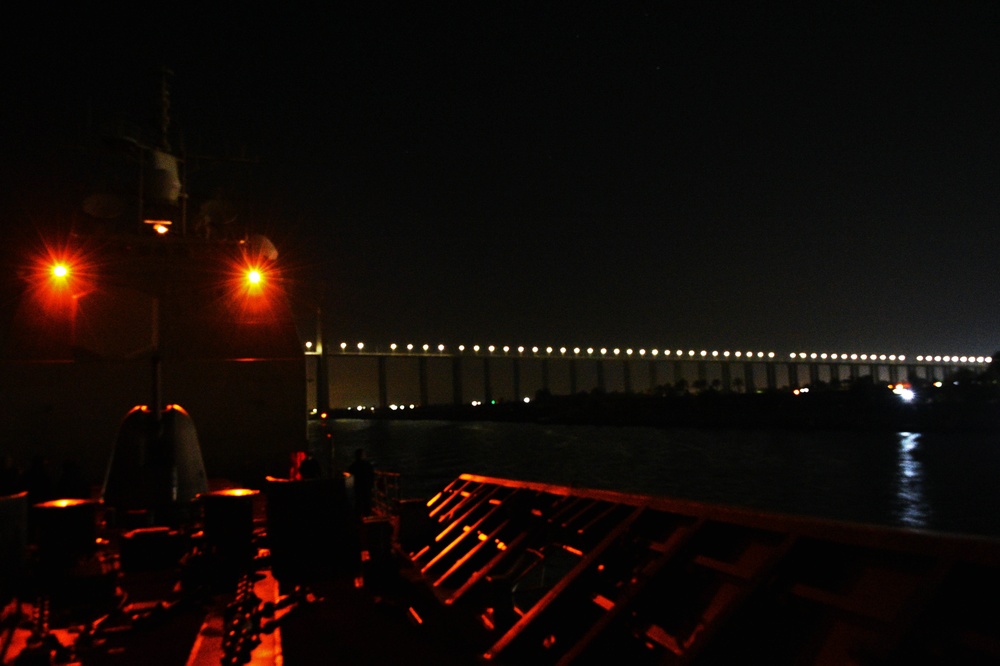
348;448;375;517
0;454;20;496
300;454;321;480
55;460;91;499
23;456;52;505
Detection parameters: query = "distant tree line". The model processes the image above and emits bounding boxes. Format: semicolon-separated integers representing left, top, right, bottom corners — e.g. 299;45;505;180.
330;350;1000;432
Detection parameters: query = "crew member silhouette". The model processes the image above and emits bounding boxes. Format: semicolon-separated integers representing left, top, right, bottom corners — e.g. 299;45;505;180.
348;448;375;517
299;453;321;480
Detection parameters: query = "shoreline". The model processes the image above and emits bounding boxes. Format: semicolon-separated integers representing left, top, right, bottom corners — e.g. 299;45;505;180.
322;387;1000;434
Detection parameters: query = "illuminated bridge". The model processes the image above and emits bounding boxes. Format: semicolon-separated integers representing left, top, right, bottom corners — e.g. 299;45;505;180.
305;340;992;411
16;228;992;413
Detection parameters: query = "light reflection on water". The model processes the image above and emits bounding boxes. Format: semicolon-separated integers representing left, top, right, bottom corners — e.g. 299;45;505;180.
893;432;928;528
328;419;1000;538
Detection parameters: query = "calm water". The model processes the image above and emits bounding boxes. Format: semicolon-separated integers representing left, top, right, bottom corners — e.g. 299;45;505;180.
328;419;1000;539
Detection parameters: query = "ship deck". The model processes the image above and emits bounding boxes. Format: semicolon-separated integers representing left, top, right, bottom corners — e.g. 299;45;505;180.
1;479;492;666
4;473;1000;665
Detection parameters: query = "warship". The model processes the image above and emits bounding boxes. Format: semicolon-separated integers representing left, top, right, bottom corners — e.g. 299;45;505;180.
3;72;1000;665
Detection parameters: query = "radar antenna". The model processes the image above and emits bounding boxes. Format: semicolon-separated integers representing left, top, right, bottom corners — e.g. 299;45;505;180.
158;66;174;153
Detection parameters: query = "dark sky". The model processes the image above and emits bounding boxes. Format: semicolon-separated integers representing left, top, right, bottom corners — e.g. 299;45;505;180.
3;3;999;357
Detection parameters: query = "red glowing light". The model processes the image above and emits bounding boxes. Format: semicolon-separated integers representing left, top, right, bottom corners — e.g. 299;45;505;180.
218;247;284;324
23;238;96;310
14;239;101;356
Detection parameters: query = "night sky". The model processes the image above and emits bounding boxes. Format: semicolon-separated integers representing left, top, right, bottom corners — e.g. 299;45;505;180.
2;4;998;357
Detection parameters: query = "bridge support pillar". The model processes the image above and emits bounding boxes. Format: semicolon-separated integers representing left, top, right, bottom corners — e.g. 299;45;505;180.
743;363;755;394
316;353;329;411
512;358;521;400
483;357;492;404
378;356;388;408
595;360;605;392
765;362;777;390
569;358;578;394
419;356;429;407
451;357;463;406
648;360;658;391
622;360;632;393
720;361;731;392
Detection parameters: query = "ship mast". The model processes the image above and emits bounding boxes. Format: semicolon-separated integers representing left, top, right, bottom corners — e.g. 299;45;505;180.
154;66;187;237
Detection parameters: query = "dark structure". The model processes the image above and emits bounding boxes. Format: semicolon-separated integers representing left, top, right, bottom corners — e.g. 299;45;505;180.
0;71;306;490
406;474;1000;664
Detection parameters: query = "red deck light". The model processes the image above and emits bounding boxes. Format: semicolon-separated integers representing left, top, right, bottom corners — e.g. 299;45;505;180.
21;240;97;320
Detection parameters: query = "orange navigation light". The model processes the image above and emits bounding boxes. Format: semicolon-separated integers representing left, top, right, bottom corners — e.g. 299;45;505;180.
221;250;285;324
32;244;91;295
143;218;172;235
227;257;270;298
42;257;85;296
21;238;98;325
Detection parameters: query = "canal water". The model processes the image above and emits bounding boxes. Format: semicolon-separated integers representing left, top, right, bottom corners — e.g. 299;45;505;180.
328;419;1000;539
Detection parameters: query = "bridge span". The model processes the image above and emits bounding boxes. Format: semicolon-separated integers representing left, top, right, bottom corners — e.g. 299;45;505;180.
307;343;992;410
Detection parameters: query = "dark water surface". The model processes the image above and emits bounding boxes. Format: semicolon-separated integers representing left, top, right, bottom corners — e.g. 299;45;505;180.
329;419;1000;539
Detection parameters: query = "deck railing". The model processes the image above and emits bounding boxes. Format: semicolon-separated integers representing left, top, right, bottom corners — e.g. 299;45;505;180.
372;470;400;518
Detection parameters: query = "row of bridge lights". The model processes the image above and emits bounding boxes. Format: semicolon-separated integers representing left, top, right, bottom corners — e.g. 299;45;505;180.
344;342;778;358
793;353;988;363
328;342;989;364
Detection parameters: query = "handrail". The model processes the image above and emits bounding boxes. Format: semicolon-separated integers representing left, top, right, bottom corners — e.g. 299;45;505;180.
372;470;400;518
